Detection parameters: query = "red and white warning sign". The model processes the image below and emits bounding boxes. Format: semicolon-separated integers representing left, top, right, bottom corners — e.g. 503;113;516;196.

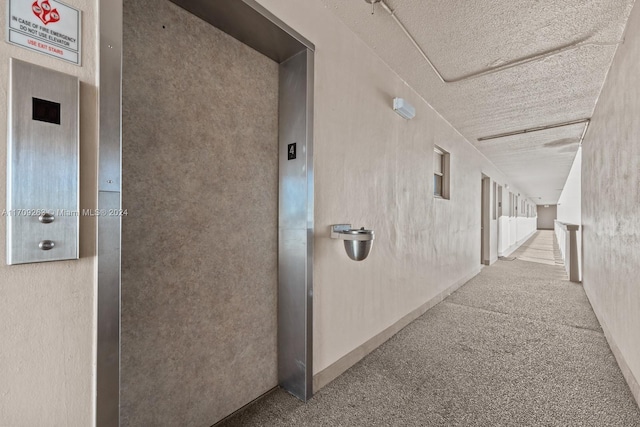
7;0;81;65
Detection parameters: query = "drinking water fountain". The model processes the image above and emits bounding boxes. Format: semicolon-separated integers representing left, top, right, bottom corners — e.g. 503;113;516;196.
330;224;375;261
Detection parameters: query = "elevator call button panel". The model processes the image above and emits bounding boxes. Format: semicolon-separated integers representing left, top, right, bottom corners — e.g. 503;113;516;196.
6;58;79;265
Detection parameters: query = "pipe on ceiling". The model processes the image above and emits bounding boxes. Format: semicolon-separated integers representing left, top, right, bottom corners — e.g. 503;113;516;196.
477;119;591;142
371;0;622;84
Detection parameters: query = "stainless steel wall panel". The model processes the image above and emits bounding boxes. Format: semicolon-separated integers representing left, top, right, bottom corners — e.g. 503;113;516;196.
98;0;123;193
96;191;121;427
6;59;79;265
97;0;123;424
278;49;314;401
279;52;310;231
169;0;314;63
278;228;311;399
305;52;315;229
242;0;314;52
305;50;315;399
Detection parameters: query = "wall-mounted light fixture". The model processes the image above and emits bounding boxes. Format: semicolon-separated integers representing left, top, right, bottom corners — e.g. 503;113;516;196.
393;97;415;120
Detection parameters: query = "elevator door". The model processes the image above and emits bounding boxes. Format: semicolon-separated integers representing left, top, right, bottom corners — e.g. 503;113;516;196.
121;1;279;425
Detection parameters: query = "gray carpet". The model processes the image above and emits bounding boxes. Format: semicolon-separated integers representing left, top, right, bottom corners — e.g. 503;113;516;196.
219;233;640;426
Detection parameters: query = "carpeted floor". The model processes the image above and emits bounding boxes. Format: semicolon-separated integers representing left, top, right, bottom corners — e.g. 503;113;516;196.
219;231;640;426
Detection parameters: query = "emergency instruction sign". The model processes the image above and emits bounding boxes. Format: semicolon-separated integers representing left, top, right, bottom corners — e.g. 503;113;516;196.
7;0;81;65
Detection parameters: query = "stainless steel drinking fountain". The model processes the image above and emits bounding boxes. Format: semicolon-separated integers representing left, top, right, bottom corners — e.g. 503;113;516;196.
330;224;375;261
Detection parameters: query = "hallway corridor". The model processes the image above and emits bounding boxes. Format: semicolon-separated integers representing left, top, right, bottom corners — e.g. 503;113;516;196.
219;231;640;426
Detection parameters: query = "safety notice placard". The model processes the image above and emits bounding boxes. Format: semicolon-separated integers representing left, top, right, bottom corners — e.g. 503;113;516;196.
7;0;81;65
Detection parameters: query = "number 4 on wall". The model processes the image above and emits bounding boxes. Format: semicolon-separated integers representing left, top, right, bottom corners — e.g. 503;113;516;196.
288;143;296;160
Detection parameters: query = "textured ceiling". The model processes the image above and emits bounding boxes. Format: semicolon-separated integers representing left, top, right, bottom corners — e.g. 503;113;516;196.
321;0;635;204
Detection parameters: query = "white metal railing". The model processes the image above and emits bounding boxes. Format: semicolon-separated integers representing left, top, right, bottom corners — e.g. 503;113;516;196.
554;220;581;282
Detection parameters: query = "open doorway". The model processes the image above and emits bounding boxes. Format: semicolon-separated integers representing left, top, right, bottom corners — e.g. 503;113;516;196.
481;175;491;265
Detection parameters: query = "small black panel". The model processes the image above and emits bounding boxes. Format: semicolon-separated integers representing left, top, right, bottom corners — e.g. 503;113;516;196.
288;143;296;160
32;97;61;125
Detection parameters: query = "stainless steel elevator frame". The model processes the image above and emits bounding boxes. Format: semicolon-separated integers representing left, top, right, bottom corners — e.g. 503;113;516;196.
97;1;315;424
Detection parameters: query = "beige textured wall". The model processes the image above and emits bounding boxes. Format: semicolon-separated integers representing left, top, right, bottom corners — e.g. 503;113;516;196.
254;0;536;376
536;205;557;229
121;1;279;425
582;0;640;404
0;1;97;426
